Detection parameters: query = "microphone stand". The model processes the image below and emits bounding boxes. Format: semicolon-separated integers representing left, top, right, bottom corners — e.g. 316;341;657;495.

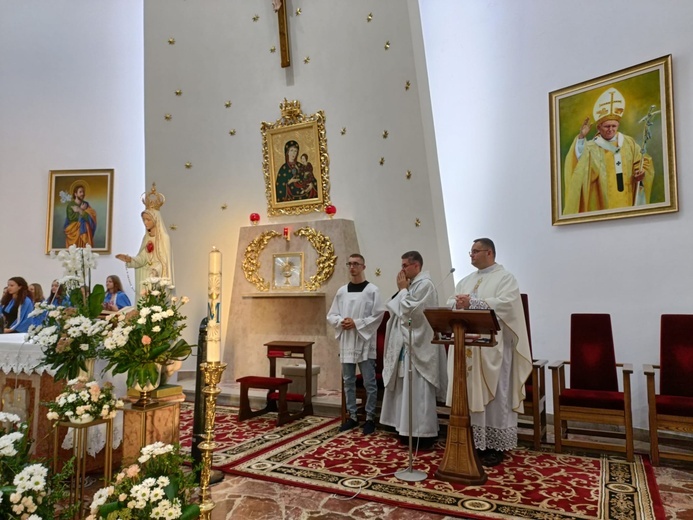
395;316;427;482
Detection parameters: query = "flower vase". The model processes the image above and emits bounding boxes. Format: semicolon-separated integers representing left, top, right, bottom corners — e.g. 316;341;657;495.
69;413;94;424
131;364;162;408
78;358;96;380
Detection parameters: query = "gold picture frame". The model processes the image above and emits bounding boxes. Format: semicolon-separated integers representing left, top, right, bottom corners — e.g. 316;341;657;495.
46;169;114;253
549;55;677;225
272;252;304;290
261;99;331;216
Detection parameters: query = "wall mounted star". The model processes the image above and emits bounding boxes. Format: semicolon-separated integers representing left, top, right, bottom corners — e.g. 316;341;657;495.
375;268;381;276
406;170;412;179
384;41;390;50
225;101;232;108
270;46;276;53
382;130;389;139
185;162;192;169
405;81;411;90
379;157;385;165
221;203;228;210
340;127;347;135
367;13;373;22
170;224;178;231
168;38;175;45
229;129;236;136
303;56;310;64
415;218;421;227
164;114;172;121
252;14;259;22
295;8;301;15
175;90;182;96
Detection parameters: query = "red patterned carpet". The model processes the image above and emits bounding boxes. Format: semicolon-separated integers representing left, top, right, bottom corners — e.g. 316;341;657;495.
179;404;664;519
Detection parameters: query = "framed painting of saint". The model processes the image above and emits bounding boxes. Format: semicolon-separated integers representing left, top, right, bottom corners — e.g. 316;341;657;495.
549;55;677;225
46;169;114;253
261;99;331;216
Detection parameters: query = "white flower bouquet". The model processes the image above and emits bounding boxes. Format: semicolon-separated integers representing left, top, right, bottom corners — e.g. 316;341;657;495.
44;377;124;424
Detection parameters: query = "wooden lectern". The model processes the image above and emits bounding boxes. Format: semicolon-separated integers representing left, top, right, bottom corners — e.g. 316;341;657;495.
424;308;500;485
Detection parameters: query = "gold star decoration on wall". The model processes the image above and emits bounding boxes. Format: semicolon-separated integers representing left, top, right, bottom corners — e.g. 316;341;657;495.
168;38;175;45
185;162;192;169
379;157;385;165
415;218;421;227
164;114;172;121
221;203;228;210
382;130;389;139
303;56;310;64
295;8;301;15
340;127;347;135
270;46;276;53
170;224;178;231
175;90;182;96
384;41;390;50
252;14;259;22
225;101;232;108
375;268;381;276
367;13;373;22
229;129;236;136
406;170;412;179
405;81;411;90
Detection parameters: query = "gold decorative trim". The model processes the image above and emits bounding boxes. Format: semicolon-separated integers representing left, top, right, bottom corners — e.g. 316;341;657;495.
242;227;336;292
261;99;331;216
242;230;281;291
295;226;336;291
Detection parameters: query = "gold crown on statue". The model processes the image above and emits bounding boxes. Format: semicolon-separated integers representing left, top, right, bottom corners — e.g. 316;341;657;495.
593;87;626;125
141;183;166;210
280;98;302;119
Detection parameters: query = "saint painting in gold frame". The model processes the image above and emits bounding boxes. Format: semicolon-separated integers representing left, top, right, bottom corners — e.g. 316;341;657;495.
261;99;331;216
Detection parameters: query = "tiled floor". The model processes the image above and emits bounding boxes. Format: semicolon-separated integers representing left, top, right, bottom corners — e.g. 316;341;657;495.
177;381;693;520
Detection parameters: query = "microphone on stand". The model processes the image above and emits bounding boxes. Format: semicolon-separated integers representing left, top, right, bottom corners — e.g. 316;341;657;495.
434;268;456;302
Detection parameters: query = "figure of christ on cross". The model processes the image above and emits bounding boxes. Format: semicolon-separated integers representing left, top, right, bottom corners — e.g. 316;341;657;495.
273;0;290;68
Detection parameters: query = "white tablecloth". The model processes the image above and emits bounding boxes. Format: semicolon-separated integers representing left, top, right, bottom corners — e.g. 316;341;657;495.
0;333;124;456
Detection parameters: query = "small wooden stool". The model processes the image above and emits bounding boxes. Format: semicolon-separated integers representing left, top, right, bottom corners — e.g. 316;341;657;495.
236;376;293;425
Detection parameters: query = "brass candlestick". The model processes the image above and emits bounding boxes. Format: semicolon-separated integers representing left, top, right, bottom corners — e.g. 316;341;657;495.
198;361;227;519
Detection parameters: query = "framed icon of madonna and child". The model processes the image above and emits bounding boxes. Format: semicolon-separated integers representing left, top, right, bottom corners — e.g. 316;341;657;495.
45;169;114;253
549;55;678;225
261;99;331;216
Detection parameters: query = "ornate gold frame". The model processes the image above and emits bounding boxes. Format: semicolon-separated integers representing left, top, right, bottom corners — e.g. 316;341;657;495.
549;55;677;225
261;99;331;216
45;169;114;253
242;227;336;292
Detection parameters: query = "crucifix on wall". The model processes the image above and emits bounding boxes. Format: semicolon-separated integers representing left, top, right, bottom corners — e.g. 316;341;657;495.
272;0;290;68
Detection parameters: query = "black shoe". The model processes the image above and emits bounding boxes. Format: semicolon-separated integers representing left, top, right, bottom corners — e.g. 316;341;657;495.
339;418;359;432
362;420;376;435
417;437;438;450
479;449;504;467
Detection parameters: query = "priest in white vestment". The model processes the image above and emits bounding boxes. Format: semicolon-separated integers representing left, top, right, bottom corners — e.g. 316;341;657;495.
380;251;447;449
446;238;532;466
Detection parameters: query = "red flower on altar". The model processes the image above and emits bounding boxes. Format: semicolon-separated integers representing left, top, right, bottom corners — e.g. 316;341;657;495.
146;241;154;253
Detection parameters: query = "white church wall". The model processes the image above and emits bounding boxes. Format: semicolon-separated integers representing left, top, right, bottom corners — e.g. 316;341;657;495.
420;0;693;429
0;1;145;303
143;0;452;379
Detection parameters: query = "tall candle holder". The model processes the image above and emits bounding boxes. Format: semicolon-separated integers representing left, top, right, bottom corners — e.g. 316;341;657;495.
198;361;227;519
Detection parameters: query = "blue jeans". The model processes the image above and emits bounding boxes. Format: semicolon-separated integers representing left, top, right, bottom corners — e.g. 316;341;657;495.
343;359;377;422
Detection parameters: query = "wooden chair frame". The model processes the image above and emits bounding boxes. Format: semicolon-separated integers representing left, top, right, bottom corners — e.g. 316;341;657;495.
550;360;634;461
644;363;693;465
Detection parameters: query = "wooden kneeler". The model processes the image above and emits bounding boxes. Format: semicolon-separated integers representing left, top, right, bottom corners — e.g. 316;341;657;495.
236;376;294;426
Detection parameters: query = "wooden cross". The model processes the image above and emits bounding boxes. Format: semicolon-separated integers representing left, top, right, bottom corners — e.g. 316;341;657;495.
274;0;291;68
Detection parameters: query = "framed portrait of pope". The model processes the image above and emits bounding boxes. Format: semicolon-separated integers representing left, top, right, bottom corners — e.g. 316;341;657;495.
45;169;114;253
549;55;677;225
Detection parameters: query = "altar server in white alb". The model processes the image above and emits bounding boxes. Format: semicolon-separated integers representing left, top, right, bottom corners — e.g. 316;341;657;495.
327;254;385;435
380;251;447;450
446;238;532;467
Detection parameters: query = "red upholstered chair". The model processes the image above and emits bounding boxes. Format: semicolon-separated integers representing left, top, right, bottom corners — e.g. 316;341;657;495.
549;314;634;461
517;294;548;450
340;311;389;423
644;314;693;465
